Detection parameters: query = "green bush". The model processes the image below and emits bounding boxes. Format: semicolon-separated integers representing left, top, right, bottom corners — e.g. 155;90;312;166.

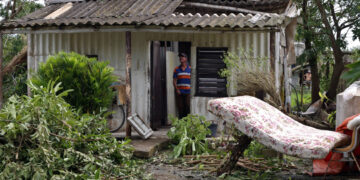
31;52;116;113
0;81;140;179
167;115;211;158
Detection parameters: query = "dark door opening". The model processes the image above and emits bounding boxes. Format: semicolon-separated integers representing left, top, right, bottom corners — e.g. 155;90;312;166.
150;41;167;130
150;41;192;129
179;42;191;63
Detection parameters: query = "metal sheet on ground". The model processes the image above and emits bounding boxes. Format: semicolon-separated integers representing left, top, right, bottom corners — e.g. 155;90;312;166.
128;114;153;139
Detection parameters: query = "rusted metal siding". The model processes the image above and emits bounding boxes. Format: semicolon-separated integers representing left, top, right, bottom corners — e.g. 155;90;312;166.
28;30;271;124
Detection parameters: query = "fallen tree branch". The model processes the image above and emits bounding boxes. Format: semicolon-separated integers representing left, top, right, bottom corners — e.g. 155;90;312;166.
2;46;27;76
237;162;260;172
183;155;218;159
289;114;332;130
50;132;101;142
216;134;252;176
187;160;201;164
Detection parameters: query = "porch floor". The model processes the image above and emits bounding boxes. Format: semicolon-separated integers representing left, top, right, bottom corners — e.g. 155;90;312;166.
112;127;171;158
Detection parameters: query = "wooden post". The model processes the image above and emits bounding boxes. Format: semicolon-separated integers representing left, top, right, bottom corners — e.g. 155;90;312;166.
270;31;275;72
0;32;3;109
125;31;132;137
27;33;32;96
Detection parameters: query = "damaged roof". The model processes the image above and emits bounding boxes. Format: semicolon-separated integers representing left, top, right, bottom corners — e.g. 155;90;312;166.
1;0;297;30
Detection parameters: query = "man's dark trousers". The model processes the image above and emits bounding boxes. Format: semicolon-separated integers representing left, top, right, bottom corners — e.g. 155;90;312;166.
176;94;190;119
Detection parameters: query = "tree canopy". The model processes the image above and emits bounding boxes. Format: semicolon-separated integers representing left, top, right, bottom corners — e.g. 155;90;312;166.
295;0;360;102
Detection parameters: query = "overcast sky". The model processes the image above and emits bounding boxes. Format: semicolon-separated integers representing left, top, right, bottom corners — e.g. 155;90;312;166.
1;0;359;49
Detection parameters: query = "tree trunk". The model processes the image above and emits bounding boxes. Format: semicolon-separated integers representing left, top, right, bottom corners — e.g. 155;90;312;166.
314;0;345;101
216;134;252;176
326;53;344;100
302;0;320;104
0;33;3;109
309;53;320;103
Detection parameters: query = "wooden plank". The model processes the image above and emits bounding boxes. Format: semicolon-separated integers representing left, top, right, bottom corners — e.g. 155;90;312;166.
125;31;132;137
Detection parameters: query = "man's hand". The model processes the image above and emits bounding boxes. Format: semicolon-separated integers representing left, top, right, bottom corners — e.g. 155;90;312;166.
174;78;181;95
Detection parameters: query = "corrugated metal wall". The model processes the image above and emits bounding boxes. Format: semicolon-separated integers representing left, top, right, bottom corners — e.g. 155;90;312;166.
29;32;127;78
140;32;270;121
28;30;271;124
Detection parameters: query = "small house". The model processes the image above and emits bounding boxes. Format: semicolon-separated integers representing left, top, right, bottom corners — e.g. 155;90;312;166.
1;0;298;131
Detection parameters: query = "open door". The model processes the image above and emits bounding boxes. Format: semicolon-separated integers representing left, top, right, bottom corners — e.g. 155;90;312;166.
150;41;167;130
166;51;178;119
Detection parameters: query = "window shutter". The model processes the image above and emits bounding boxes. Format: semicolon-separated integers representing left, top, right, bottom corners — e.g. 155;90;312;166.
196;47;228;97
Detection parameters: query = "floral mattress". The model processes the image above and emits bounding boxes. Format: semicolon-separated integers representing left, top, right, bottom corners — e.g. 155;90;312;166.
207;96;350;159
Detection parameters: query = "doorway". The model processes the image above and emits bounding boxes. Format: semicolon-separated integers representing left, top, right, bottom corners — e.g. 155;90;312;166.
150;41;192;129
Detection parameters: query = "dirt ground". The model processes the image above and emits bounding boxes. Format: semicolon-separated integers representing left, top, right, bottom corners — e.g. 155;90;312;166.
143;149;303;180
143;150;360;180
144;150;216;180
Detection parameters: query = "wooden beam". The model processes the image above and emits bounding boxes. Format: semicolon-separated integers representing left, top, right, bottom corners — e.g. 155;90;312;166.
270;31;275;72
0;33;3;108
125;31;132;137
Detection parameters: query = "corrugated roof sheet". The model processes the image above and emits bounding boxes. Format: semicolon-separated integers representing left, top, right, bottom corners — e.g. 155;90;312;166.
181;0;290;13
1;0;296;29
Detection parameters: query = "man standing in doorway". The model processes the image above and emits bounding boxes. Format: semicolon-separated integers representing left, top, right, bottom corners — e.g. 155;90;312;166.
173;53;191;119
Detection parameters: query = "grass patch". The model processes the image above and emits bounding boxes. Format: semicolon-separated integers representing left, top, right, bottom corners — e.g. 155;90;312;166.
291;89;311;111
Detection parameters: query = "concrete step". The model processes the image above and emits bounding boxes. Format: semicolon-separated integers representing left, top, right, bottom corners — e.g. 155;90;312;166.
112;127;170;158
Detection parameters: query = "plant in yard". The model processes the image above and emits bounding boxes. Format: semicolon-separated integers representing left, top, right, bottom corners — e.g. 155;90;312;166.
0;81;143;179
244;141;268;159
31;52;117;113
167;115;211;158
327;111;336;128
220;50;282;109
341;59;360;85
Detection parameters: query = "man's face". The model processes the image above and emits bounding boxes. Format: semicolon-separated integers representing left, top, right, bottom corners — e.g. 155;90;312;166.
180;56;187;64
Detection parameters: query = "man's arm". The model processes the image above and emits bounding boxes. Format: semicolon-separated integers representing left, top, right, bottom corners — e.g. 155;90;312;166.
173;78;180;95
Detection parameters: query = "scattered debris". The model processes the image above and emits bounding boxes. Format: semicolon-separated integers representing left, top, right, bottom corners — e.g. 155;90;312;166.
181;155;298;174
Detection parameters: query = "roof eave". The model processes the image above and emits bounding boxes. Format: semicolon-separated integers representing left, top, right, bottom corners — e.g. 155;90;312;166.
0;24;281;34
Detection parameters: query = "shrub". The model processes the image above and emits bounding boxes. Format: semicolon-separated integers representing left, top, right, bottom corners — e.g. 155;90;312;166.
167;115;211;158
31;52;116;113
0;81;140;179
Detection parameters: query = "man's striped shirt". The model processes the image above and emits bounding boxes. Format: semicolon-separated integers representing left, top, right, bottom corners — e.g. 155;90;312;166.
173;65;191;94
